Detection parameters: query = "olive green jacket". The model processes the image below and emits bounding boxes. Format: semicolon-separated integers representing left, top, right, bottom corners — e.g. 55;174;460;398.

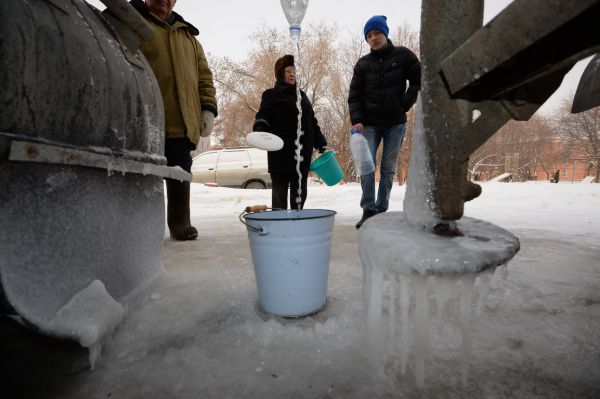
131;0;217;146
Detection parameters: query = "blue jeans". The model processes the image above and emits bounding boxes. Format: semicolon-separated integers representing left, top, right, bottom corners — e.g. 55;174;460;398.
360;124;406;213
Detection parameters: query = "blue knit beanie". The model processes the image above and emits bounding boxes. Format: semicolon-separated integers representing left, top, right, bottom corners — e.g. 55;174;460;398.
363;15;389;40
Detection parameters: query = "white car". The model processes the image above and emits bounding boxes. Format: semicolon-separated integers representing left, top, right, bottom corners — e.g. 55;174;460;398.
191;147;271;189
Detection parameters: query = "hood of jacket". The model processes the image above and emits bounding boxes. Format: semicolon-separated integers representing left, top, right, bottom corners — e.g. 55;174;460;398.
130;0;199;35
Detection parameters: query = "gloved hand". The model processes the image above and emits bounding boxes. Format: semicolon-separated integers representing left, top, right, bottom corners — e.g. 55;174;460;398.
200;110;215;137
318;147;326;154
253;120;269;132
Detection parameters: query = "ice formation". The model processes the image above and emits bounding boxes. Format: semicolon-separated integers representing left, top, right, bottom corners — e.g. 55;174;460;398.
45;280;124;370
401;98;438;231
359;213;519;387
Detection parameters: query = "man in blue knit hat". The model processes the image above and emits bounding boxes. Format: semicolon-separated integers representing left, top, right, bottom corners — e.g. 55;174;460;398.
348;15;421;229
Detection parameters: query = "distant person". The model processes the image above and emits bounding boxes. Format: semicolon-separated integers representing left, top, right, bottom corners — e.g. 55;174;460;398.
130;0;218;240
554;170;560;183
348;15;421;229
253;55;328;210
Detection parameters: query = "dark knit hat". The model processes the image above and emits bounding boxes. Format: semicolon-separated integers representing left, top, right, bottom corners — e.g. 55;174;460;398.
274;54;294;83
363;15;389;40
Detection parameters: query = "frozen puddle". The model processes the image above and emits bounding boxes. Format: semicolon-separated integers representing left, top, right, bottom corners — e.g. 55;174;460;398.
359;212;519;387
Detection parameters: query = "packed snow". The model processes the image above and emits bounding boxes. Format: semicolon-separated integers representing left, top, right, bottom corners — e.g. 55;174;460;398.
8;181;600;398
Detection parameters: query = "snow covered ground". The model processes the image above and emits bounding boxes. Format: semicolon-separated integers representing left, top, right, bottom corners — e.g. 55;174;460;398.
8;181;600;398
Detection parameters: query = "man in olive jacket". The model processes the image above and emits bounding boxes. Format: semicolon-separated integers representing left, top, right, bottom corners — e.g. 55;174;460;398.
348;15;421;229
132;0;218;240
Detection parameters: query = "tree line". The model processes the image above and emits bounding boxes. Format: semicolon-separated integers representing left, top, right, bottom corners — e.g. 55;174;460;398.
207;22;599;183
469;100;599;182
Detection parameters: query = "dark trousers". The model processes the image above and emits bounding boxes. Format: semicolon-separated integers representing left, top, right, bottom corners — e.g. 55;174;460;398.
164;137;194;176
271;171;308;210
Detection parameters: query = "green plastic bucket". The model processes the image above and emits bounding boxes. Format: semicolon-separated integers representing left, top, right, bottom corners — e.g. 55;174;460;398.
310;151;344;186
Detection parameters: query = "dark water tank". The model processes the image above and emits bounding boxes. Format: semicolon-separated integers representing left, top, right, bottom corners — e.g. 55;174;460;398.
1;0;164;157
0;0;185;348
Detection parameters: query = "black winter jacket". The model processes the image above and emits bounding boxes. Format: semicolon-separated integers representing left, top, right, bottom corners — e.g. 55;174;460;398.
253;83;327;173
348;40;421;126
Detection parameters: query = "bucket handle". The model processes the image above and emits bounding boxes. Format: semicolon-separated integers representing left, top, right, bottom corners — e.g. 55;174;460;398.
245;205;269;213
318;146;335;154
239;204;270;235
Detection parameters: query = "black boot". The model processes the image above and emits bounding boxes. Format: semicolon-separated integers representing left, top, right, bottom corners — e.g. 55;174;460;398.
166;180;198;241
356;210;377;229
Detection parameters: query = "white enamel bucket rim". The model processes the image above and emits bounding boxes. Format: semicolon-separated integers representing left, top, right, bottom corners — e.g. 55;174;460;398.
243;209;337;221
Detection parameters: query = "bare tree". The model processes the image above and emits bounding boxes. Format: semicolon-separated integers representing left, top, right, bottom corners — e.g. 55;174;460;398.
551;95;600;181
393;25;419;184
212;24;340;148
211;21;421;182
469;114;557;181
209;27;283;148
323;33;368;180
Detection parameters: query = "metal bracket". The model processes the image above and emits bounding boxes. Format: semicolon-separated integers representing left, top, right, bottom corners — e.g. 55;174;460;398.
439;0;600;103
8;139;191;182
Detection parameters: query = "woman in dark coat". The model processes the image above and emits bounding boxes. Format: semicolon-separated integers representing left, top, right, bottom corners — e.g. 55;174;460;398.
253;54;328;210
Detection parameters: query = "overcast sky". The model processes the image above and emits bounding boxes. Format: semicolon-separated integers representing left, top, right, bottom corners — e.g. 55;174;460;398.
87;0;588;114
89;0;514;59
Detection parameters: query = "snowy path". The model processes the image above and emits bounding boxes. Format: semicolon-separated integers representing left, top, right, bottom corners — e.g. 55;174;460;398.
3;182;599;398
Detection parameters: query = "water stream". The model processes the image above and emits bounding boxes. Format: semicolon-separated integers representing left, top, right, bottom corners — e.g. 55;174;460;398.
291;35;304;210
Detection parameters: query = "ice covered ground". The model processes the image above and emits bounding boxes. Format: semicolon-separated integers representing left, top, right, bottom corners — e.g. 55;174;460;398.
8;181;600;398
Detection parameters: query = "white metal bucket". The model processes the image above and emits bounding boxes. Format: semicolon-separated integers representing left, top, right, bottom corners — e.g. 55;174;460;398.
242;209;336;317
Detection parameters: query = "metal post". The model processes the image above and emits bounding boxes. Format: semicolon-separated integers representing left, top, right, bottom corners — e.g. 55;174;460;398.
405;0;600;233
404;0;517;234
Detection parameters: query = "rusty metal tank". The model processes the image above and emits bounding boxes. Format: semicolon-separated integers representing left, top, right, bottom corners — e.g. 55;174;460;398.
0;0;188;348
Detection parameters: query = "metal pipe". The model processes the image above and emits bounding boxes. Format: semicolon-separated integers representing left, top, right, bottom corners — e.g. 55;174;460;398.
100;0;154;41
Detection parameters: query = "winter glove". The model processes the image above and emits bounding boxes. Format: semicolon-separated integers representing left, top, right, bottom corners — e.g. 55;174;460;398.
200;110;215;137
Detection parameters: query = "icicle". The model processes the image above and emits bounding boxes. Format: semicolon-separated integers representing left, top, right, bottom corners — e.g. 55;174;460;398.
362;260;371;313
399;275;410;375
500;262;510;280
357;212;519;389
475;267;495;316
459;273;476;386
366;267;384;369
413;274;429;388
387;273;397;344
433;275;458;321
88;341;102;371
